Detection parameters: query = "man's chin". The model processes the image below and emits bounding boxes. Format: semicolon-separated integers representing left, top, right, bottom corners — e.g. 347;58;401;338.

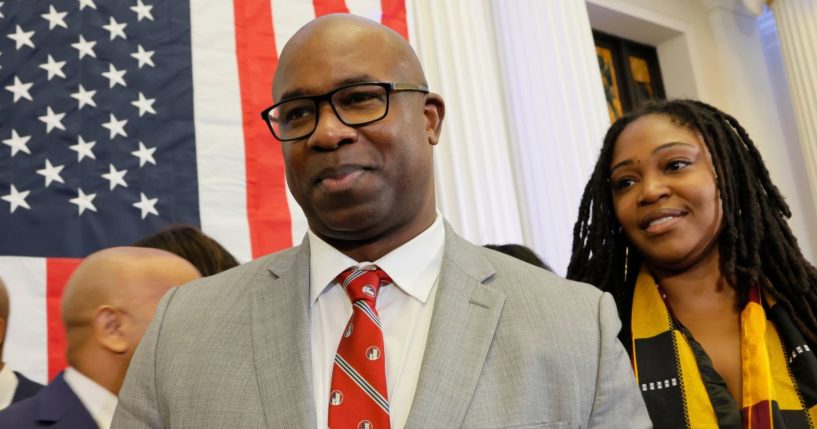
310;212;385;242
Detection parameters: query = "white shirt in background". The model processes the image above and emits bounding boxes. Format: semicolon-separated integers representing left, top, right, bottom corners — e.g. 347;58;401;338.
310;213;445;429
63;367;118;429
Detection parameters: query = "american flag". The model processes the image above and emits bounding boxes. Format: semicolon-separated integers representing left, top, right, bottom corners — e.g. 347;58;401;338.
0;0;407;383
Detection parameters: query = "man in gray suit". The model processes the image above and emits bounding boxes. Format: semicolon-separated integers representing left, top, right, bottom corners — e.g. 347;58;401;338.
113;14;650;429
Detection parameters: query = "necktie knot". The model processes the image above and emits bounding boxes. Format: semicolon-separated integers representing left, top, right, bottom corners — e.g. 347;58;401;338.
337;266;391;306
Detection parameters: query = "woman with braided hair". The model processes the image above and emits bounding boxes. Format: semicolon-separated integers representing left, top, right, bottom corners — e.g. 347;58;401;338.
567;99;817;428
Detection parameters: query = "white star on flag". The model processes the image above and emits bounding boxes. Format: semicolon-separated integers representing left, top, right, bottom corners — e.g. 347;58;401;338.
132;92;156;117
36;159;66;187
71;35;97;59
101;63;127;88
131;142;157;167
41;5;68;30
130;0;154;21
102;16;127;40
78;0;97;11
8;25;35;50
2;129;31;157
101;164;128;190
39;55;67;80
131;44;155;68
69;188;97;215
0;2;5;19
102;113;128;139
70;84;97;109
4;76;33;102
69;136;96;162
38;106;66;133
133;192;159;219
2;185;31;213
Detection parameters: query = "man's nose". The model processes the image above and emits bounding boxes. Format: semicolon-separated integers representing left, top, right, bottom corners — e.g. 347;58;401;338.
638;174;671;205
307;102;357;151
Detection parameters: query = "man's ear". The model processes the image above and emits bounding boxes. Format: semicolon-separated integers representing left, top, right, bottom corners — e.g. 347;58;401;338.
423;93;445;146
92;306;128;354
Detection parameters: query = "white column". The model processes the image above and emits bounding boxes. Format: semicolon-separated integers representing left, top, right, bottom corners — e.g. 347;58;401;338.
770;0;817;237
702;0;816;260
408;0;525;246
490;0;610;274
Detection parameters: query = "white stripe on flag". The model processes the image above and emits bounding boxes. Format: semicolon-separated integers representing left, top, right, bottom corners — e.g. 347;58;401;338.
0;257;48;384
272;0;317;58
190;0;254;264
347;0;383;21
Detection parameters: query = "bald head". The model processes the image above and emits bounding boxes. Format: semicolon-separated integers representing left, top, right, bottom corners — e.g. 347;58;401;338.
62;247;200;330
61;247;200;384
0;278;7;324
0;277;7;358
273;14;427;100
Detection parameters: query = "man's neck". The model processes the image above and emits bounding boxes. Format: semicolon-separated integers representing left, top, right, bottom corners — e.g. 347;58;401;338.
318;213;437;262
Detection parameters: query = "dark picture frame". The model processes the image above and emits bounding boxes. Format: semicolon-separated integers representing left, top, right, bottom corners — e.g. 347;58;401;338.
593;30;666;121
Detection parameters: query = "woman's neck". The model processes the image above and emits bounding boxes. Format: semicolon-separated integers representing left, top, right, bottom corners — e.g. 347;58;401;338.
648;250;739;319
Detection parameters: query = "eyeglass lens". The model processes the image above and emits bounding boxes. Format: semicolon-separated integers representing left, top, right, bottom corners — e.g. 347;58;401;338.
269;84;388;140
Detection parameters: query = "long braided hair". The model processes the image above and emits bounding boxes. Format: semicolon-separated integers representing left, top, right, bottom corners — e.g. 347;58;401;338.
567;99;817;347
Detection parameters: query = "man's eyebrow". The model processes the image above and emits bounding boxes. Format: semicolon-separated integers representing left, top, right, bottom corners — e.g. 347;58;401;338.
609;142;697;175
278;74;379;102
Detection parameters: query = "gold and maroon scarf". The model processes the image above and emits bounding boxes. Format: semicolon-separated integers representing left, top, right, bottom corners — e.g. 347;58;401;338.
631;269;817;428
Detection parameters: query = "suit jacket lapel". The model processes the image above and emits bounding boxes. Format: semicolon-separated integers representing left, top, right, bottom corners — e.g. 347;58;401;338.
35;373;96;427
250;240;317;428
405;226;505;428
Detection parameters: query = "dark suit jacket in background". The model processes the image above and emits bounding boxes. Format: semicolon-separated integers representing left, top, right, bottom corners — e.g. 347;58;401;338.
11;371;44;405
0;372;97;429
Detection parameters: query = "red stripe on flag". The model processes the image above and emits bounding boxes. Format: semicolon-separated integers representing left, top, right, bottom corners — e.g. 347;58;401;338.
46;258;81;381
314;0;349;16
234;0;292;258
381;0;408;39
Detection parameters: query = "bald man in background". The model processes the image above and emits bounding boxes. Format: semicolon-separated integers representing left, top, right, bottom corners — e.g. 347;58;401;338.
0;247;200;429
0;277;44;410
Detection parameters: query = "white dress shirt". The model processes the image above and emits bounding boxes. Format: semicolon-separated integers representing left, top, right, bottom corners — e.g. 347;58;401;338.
63;367;118;429
0;364;18;409
310;213;445;429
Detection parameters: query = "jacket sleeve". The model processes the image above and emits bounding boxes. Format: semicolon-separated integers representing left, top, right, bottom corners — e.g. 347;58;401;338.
587;292;653;428
112;287;179;429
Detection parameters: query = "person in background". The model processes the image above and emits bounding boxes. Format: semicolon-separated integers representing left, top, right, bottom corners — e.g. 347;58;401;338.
0;248;200;429
568;99;817;428
113;14;649;429
133;225;239;276
483;244;552;272
0;277;43;410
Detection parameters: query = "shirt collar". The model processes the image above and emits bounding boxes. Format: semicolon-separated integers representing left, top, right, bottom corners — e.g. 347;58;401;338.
0;364;18;409
63;367;118;429
309;212;445;305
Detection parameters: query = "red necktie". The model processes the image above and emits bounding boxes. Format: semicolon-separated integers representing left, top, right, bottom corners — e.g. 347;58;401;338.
328;266;392;429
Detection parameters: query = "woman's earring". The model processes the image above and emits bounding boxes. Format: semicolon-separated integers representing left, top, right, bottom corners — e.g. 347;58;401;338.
624;244;629;282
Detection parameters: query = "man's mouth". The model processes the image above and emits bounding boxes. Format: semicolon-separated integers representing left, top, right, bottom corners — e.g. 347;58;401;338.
316;165;368;192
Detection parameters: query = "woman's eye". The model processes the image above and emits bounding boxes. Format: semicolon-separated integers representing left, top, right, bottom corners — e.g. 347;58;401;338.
666;159;691;172
612;177;635;191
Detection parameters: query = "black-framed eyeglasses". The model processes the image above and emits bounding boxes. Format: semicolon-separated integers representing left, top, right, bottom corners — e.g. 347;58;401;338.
260;82;429;141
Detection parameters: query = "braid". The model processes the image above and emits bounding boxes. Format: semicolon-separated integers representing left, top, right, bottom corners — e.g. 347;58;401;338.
567;99;817;347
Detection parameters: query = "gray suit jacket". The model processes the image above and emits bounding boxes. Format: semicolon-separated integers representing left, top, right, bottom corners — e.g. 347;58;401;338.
113;225;650;428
